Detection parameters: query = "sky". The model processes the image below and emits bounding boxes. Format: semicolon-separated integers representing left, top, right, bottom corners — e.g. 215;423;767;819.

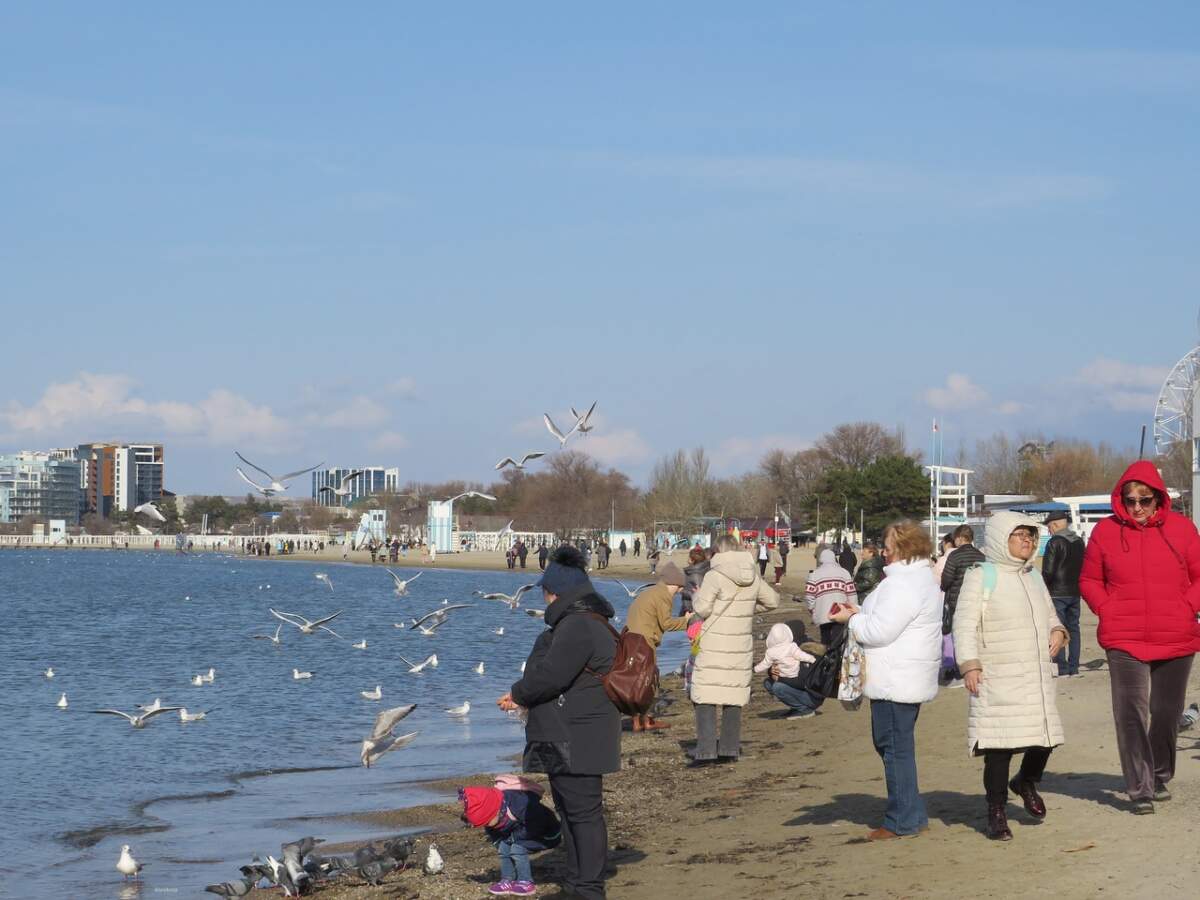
3;3;1200;493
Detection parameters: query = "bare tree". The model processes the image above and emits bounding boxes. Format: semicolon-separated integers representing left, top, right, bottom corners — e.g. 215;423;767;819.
646;448;712;531
814;422;907;470
759;447;824;522
971;432;1024;495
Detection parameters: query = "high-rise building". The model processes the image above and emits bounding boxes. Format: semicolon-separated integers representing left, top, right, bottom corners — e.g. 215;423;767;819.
0;452;82;524
72;442;165;515
311;466;400;507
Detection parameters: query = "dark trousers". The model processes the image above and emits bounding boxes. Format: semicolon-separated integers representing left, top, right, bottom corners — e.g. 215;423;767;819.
1051;596;1081;675
758;558;769;576
549;774;607;899
1106;649;1194;800
869;700;927;834
982;747;1052;804
693;703;742;760
819;622;844;647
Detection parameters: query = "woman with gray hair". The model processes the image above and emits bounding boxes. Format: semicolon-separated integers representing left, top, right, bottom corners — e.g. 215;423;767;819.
689;533;779;766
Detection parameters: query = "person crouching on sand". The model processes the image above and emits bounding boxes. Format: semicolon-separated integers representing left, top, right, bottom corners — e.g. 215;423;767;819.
460;777;562;897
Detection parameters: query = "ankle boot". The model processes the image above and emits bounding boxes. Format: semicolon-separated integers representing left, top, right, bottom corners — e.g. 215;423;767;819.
1008;776;1046;819
987;801;1013;841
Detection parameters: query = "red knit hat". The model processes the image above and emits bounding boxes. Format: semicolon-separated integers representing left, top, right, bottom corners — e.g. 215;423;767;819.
459;786;503;827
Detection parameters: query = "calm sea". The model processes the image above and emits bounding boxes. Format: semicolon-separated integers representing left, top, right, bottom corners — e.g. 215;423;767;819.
0;550;687;899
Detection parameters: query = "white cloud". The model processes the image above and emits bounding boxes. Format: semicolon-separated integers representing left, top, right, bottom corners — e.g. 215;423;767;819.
369;431;410;453
923;374;990;411
3;372;288;446
1075;358;1166;391
573;429;653;467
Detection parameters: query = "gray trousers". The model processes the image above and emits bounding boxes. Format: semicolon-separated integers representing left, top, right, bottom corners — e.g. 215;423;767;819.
1106;649;1194;800
693;703;742;760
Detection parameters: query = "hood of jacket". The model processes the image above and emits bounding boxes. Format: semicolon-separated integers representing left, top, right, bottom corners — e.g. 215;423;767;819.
818;549;836;566
765;622;794;649
544;583;615;628
1110;460;1171;527
985;510;1040;571
709;550;757;587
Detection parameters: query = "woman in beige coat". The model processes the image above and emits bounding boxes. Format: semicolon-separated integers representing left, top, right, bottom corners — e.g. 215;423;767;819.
690;533;779;766
953;510;1067;841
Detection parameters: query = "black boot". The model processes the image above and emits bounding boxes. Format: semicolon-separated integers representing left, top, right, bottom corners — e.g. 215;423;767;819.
1009;776;1046;819
987;801;1013;841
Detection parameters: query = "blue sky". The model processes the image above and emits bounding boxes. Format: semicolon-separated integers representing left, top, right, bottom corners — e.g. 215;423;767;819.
3;4;1198;492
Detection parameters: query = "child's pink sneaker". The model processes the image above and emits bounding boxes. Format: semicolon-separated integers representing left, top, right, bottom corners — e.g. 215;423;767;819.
488;881;515;895
508;882;536;896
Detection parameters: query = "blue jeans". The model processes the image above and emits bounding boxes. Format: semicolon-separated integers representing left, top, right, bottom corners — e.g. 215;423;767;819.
496;837;532;883
869;699;927;835
1052;596;1081;675
763;678;823;714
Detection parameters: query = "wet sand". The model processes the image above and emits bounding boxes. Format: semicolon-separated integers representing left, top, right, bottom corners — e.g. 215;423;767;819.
239;556;1200;899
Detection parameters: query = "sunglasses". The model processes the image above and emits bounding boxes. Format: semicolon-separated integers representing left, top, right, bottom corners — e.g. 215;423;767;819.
1122;495;1157;509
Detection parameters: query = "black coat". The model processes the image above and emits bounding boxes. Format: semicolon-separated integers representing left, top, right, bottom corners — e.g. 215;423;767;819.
681;559;711;615
940;543;985;635
853;555;885;599
511;586;620;776
1041;531;1084;598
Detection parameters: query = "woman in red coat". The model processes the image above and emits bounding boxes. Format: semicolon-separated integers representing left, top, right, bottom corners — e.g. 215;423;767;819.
1080;461;1200;814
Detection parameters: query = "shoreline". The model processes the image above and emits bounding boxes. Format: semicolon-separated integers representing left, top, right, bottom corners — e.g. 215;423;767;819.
232;578;1200;899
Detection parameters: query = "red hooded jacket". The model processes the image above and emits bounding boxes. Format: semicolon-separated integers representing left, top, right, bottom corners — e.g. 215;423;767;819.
1080;461;1200;661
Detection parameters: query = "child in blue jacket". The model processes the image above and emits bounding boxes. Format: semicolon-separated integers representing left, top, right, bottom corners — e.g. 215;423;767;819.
460;777;561;896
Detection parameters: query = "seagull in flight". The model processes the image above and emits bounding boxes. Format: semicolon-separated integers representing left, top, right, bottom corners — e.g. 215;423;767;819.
316;470;364;500
474;584;536;610
315;572;334;591
361;704;418;767
409;605;470;632
495;451;546;471
399;653;438;674
92;706;182;728
570;401;598;435
543;412;582;448
133;501;167;523
234;451;323;497
386;570;421;596
270;607;345;638
253;624;284;646
614;580;656;599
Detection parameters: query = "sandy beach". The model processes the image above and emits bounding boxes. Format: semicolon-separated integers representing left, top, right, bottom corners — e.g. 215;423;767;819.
228;550;1200;899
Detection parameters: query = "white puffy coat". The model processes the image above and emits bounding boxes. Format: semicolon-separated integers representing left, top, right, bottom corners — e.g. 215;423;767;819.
691;550;779;706
848;559;942;704
952;510;1066;754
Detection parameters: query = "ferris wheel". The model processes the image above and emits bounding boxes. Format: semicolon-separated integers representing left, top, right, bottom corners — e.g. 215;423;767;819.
1154;345;1200;456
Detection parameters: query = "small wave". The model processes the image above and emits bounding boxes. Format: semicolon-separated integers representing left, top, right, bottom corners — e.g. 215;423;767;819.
59;820;169;850
225;763;357;785
133;788;237;816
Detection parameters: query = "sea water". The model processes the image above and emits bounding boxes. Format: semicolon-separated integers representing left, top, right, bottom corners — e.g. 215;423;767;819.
0;550;688;899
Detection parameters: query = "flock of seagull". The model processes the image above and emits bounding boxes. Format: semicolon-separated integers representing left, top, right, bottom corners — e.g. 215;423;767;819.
495;400;597;471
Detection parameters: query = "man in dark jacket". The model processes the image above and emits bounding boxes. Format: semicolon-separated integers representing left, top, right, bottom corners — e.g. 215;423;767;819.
939;524;985;683
853;541;885;599
1042;510;1085;677
838;541;857;575
500;546;619;900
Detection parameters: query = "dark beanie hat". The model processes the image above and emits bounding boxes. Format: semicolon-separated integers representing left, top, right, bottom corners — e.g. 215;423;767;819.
536;545;591;596
1044;510;1071;524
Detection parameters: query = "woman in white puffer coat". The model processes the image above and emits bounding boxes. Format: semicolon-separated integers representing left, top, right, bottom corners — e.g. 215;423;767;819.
953;510;1067;842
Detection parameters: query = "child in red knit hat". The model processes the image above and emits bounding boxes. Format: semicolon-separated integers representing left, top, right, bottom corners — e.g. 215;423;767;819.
460;777;561;896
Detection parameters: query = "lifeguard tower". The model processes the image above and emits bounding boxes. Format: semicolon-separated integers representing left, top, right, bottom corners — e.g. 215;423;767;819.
925;465;973;545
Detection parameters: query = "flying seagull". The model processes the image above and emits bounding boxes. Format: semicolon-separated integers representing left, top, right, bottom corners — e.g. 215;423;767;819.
570;401;598;434
234;451;324;497
543;412;581;448
270;607;345;638
315;572;334;591
361;704;419;767
495;451;546;471
316;469;364;499
386;570;421;596
253;624;284;646
93;706;183;728
613;580;656;599
409;605;471;631
134;501;167;523
474;583;536;610
399;653;438;674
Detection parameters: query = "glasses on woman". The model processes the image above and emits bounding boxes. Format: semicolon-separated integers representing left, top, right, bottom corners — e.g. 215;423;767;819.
1122;495;1157;509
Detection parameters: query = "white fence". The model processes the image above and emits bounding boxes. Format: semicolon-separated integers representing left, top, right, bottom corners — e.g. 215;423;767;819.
0;532;331;551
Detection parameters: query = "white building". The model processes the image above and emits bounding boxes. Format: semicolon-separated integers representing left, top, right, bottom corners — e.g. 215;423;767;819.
311;466;400;507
